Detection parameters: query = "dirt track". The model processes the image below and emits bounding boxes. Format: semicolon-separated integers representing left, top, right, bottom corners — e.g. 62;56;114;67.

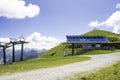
0;53;120;80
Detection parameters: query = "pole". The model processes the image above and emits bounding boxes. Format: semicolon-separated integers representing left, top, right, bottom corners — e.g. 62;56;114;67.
3;47;6;64
12;44;15;62
72;43;74;56
20;43;24;61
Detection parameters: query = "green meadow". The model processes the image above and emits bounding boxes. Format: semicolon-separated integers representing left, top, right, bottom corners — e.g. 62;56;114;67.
0;43;119;75
0;44;91;75
0;29;120;80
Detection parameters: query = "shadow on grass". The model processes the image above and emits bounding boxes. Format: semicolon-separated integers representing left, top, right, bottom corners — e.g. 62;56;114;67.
67;48;117;57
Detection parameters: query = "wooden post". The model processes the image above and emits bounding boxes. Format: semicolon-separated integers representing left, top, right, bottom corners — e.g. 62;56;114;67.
20;43;24;61
3;47;6;64
12;44;15;62
72;43;74;56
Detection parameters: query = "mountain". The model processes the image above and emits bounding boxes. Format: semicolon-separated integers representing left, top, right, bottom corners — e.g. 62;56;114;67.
1;29;119;64
85;29;120;42
0;49;47;64
41;29;120;58
41;44;66;58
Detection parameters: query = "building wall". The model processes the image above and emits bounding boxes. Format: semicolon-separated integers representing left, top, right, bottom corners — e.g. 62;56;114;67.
82;44;101;50
66;36;108;43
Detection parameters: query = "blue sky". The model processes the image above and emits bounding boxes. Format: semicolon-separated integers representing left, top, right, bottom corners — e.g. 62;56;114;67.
0;0;120;40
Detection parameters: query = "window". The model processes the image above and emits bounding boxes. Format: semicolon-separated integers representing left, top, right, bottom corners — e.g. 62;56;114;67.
69;37;72;39
80;37;82;39
100;37;103;39
94;37;96;39
90;37;92;39
83;37;85;39
76;37;79;39
97;36;100;39
86;37;89;39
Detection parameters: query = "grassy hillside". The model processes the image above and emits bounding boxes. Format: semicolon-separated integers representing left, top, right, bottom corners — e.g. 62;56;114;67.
0;44;90;75
40;44;118;57
41;29;120;58
41;44;73;57
41;44;67;58
1;29;120;75
1;43;118;75
85;29;120;42
0;55;90;75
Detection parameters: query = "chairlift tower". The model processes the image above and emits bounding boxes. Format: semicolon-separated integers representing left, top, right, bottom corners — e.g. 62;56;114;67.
10;38;18;62
10;35;28;62
0;35;29;65
0;42;12;64
19;35;28;61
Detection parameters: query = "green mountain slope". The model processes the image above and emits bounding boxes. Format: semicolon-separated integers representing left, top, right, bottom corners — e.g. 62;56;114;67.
42;29;120;57
41;44;71;58
1;29;120;75
85;29;120;42
0;43;90;75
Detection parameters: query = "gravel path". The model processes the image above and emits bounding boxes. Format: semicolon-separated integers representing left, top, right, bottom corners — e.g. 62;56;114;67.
1;52;120;80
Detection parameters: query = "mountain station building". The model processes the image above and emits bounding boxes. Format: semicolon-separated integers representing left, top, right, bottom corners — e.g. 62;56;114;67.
66;35;109;56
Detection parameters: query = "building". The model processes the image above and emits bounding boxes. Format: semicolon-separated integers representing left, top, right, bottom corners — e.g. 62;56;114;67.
66;35;108;55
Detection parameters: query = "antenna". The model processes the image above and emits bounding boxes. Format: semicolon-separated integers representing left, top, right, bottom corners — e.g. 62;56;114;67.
19;34;25;41
10;37;17;42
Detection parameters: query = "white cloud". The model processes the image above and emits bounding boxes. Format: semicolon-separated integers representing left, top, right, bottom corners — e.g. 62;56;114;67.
0;32;62;50
88;3;120;33
25;32;62;50
0;0;40;19
0;38;10;47
116;3;120;9
0;38;10;42
88;21;105;27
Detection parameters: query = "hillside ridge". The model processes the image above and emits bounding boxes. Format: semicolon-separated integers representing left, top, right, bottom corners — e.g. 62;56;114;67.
85;29;120;42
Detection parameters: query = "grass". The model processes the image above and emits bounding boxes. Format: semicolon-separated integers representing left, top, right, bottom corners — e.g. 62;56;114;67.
0;56;90;75
41;44;66;58
85;29;120;37
41;44;120;80
67;61;120;80
0;43;120;76
85;29;120;42
80;49;120;55
0;43;91;75
41;44;120;57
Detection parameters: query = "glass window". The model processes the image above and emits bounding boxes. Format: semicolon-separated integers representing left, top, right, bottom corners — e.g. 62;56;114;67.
101;37;103;39
87;37;89;39
90;37;92;39
97;36;100;39
76;37;79;39
94;37;96;39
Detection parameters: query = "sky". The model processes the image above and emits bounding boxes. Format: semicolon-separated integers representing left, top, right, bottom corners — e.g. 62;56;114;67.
0;0;120;50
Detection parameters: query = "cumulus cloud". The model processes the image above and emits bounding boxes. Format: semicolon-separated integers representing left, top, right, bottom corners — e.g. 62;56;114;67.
0;38;10;43
88;21;105;27
88;3;120;33
0;32;62;50
25;32;62;50
0;38;10;46
116;3;120;9
0;0;40;19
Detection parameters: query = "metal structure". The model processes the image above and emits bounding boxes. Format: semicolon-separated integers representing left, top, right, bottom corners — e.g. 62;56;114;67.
0;36;28;65
66;35;108;56
66;35;108;43
0;42;12;64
